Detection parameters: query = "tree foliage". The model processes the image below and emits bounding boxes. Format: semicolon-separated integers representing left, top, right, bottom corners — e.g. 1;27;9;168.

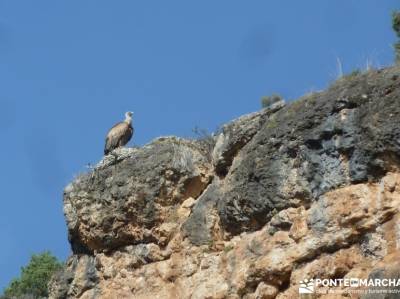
1;251;63;299
393;11;400;63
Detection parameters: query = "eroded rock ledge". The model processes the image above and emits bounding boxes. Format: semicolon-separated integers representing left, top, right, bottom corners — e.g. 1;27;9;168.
50;67;400;299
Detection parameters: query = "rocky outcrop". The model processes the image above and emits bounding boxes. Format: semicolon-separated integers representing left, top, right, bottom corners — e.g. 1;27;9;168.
64;137;213;253
212;100;285;176
50;67;400;298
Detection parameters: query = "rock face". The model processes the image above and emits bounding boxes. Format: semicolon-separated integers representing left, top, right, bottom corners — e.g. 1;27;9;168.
50;67;400;299
64;137;213;253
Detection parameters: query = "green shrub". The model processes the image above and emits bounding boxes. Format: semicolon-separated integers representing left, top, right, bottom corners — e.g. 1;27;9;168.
1;251;64;299
393;11;400;36
393;11;400;63
261;94;282;108
266;115;278;129
344;69;361;80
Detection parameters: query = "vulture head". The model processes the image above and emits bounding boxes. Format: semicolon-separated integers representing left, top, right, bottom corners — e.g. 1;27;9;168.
125;111;134;124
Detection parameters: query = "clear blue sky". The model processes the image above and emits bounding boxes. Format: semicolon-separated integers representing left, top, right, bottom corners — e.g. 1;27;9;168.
0;0;398;290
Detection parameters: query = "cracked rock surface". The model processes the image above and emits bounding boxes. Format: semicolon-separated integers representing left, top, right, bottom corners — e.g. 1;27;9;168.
50;67;400;299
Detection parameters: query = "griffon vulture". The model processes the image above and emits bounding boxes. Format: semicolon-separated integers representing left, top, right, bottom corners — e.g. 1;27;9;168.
104;111;134;155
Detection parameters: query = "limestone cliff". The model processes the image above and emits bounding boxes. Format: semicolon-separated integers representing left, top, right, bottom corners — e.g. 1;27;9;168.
50;66;400;299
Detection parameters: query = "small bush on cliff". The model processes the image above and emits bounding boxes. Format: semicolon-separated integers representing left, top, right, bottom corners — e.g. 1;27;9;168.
393;11;400;63
1;251;64;299
342;69;361;80
192;126;218;162
261;94;282;108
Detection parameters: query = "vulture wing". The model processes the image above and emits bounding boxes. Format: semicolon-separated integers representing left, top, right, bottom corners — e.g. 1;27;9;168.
104;122;133;155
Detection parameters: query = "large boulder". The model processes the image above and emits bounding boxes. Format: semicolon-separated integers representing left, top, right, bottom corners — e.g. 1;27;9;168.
64;137;212;253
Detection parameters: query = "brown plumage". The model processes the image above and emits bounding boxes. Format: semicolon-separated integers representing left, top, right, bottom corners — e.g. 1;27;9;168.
104;112;134;155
